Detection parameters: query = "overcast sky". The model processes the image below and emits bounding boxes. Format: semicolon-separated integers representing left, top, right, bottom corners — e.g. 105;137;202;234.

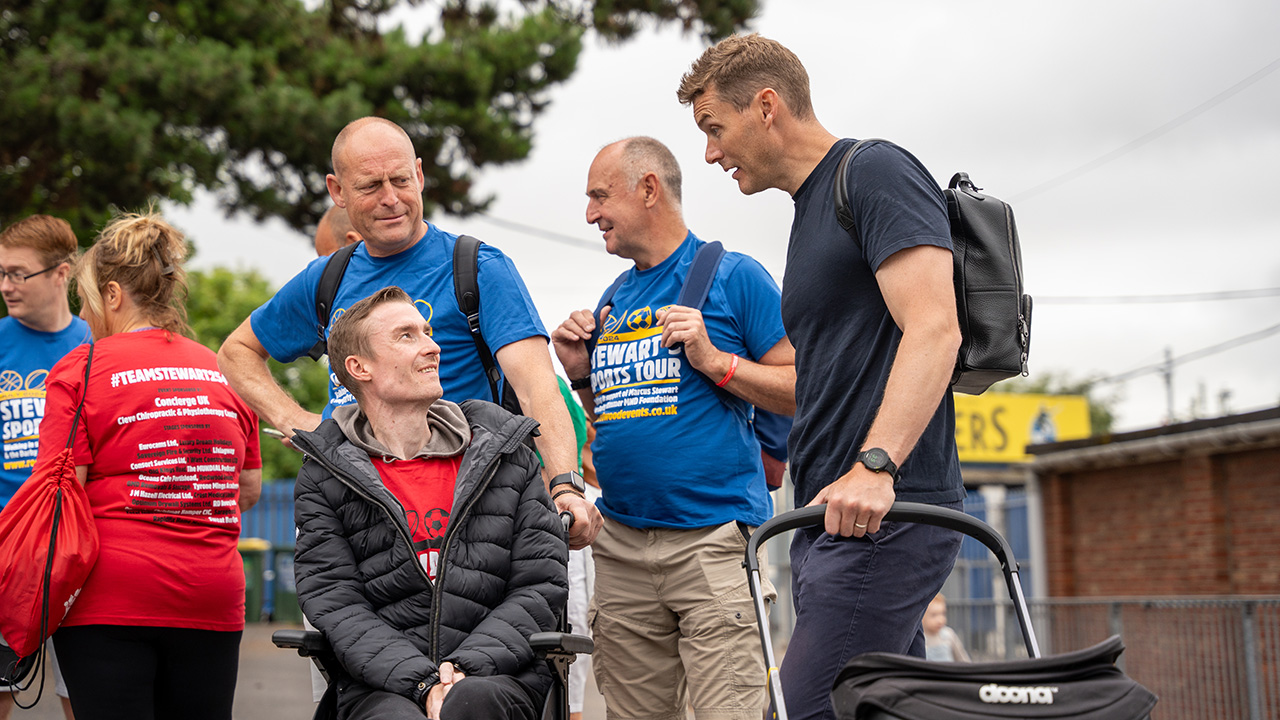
169;0;1280;433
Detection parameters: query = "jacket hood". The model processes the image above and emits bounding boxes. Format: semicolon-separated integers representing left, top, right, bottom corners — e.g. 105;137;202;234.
332;400;471;460
291;400;540;514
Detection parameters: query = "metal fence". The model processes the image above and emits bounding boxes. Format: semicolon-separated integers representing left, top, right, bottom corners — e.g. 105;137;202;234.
947;597;1280;720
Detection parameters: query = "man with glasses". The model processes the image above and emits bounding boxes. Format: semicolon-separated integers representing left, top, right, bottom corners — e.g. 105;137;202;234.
0;214;90;719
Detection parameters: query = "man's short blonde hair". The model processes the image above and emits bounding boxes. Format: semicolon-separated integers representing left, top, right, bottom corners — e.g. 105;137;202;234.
677;33;814;121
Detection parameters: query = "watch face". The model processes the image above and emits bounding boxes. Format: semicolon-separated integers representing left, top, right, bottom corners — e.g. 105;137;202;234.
864;448;888;469
552;472;586;492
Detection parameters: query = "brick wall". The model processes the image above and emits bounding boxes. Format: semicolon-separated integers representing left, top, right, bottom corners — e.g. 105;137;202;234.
1041;445;1280;597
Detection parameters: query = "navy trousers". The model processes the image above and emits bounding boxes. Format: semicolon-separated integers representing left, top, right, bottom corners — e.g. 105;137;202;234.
778;501;963;720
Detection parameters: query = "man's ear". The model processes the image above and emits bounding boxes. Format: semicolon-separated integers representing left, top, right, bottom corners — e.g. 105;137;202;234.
758;88;780;127
54;261;72;287
344;231;362;246
640;172;661;209
326;174;346;208
345;354;374;385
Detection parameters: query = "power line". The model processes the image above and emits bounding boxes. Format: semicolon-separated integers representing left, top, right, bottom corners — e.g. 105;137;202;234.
1010;55;1280;203
1038;287;1280;305
474;214;606;253
1095;321;1280;386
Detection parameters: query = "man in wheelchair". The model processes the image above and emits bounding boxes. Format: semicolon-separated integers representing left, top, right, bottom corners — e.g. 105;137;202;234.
287;286;569;720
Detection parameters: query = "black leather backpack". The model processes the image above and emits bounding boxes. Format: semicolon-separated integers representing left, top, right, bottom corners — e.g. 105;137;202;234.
835;139;1032;394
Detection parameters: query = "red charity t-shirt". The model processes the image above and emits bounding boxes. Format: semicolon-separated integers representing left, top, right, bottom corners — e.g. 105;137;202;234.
371;455;460;582
36;330;262;632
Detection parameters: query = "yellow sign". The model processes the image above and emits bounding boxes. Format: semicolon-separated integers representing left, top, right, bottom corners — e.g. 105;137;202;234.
953;393;1090;464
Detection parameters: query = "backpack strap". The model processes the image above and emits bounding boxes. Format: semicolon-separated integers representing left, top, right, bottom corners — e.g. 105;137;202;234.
65;342;94;450
675;241;725;310
452;234;508;409
584;240;725;355
307;241;361;361
671;241;725;352
833;139;887;239
584;271;630;356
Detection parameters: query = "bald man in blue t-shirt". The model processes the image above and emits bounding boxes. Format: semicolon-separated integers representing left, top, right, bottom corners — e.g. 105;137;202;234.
553;137;795;720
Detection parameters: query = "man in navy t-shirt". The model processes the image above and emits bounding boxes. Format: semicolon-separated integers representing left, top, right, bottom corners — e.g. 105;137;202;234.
680;35;966;720
553;137;794;720
0;214;89;720
218;117;601;549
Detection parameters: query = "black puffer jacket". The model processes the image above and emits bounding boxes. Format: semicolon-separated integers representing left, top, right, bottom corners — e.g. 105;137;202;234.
291;400;568;713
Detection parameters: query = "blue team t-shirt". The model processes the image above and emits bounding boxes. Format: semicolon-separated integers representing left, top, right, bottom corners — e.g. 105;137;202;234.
0;315;92;507
589;232;786;529
782;139;964;507
250;223;547;417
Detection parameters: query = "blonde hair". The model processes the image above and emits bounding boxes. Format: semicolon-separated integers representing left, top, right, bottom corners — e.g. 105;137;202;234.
0;215;78;269
677;33;815;121
76;211;190;336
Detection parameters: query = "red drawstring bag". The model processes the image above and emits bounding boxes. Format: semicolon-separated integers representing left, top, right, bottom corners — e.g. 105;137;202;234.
0;344;99;683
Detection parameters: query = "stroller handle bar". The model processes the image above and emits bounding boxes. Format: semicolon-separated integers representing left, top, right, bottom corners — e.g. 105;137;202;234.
744;502;1018;575
744;501;1040;660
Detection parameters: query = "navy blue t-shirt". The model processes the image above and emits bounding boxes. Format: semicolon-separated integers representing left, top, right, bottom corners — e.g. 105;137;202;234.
782;139;964;507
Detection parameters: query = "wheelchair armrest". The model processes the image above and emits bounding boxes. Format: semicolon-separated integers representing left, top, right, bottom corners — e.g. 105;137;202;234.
271;629;333;658
529;631;594;657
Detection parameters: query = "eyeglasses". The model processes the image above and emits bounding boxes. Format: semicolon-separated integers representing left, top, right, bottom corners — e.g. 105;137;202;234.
0;264;60;285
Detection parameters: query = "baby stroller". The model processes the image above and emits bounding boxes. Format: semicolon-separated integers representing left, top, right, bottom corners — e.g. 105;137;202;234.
745;502;1157;720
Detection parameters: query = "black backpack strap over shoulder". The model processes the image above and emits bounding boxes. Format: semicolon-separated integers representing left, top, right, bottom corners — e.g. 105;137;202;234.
452;234;515;411
833;138;888;240
307;241;361;361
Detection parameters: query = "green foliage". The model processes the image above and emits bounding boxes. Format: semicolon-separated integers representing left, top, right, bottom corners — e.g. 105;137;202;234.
0;0;757;243
999;372;1120;436
187;267;330;481
586;0;760;41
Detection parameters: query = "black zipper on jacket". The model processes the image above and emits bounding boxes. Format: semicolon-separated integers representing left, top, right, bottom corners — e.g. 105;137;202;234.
429;455;502;664
293;437;434;589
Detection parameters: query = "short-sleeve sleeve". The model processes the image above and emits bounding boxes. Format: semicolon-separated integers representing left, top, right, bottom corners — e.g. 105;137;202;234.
846;143;951;272
249;256;330;363
241;408;263;471
722;255;787;362
475;245;549;353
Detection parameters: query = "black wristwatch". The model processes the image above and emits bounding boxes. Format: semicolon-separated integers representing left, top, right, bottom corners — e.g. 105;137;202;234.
549;471;586;494
569;376;591;390
855;448;899;483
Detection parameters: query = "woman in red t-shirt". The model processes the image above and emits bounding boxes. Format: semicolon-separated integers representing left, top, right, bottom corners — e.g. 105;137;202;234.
36;212;261;720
